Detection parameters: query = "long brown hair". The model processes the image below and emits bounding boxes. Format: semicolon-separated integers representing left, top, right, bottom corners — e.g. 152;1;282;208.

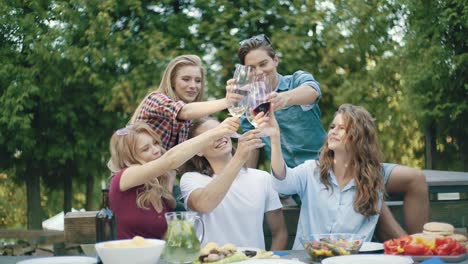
318;104;385;217
131;54;205;123
179;117;216;176
108;121;176;212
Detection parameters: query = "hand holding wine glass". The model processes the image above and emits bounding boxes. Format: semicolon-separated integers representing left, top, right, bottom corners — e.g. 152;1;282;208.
245;74;272;126
227;64;253;118
254;103;280;139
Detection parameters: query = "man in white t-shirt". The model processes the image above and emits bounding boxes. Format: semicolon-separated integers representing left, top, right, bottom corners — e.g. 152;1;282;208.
179;117;287;250
181;168;282;249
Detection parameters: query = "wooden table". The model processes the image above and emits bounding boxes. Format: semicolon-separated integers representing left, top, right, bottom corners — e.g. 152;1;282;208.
0;229;64;245
0;229;65;255
1;251;468;264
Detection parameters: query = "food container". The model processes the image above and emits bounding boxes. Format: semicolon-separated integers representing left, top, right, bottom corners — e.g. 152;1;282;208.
95;237;165;264
299;233;365;263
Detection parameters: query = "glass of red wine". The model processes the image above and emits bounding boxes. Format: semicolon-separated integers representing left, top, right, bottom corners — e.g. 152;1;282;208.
246;74;272;128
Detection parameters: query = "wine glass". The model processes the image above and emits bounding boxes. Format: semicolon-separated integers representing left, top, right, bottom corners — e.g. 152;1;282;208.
228;64;253;118
245;74;272;130
228;64;253;138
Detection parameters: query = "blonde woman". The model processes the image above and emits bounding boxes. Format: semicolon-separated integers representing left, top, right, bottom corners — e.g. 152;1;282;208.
108;119;239;239
266;104;386;249
131;54;240;151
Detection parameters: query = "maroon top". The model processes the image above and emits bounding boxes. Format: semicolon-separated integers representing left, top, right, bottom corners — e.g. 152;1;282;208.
109;169;170;239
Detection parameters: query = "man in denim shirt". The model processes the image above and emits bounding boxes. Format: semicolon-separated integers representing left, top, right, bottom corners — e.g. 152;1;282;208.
238;35;326;169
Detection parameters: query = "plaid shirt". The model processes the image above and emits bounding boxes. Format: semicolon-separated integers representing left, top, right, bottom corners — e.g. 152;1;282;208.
135;92;191;150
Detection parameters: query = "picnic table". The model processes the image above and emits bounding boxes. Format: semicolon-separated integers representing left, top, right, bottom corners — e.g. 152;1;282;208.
1;250;468;264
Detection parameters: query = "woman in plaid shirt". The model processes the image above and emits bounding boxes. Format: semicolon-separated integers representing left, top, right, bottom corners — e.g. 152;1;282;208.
131;54;240;151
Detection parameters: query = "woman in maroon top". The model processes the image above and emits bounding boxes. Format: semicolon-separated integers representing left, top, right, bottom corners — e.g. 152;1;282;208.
107;119;239;239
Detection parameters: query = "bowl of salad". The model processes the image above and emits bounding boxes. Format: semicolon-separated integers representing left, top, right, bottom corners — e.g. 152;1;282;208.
299;233;365;262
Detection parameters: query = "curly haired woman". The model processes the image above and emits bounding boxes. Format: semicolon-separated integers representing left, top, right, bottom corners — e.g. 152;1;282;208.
266;104;387;249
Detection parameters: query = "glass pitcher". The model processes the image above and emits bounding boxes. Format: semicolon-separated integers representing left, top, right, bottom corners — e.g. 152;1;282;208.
162;211;205;263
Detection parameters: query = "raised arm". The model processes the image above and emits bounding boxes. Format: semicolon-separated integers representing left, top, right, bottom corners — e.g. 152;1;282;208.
177;99;229;120
178;80;243;120
261;110;286;180
244;148;260;168
119;118;240;191
186;130;264;213
270;84;319;111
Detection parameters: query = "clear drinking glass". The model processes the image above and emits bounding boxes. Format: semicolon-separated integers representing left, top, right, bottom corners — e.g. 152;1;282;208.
245;74;272;128
228;64;253;118
228;64;253;138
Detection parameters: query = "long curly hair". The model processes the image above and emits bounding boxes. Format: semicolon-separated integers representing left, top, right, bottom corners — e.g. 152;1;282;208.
179;117;236;176
108;121;176;212
318;104;385;217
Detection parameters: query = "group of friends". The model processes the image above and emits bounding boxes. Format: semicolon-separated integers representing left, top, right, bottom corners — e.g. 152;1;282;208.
106;35;430;250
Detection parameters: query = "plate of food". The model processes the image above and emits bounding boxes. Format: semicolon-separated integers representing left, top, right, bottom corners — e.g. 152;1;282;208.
359;242;384;253
383;222;468;263
195;243;281;264
237;259;305;264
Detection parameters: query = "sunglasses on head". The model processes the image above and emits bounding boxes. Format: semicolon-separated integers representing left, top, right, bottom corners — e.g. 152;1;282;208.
239;34;272;47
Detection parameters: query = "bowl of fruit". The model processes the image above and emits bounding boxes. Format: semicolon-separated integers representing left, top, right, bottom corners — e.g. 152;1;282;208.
299;233;365;263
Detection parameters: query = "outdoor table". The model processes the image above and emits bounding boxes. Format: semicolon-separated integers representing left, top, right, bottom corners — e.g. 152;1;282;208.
1;250;468;264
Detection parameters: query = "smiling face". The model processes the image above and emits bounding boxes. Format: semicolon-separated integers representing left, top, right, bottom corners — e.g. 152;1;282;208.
195;119;232;160
135;132;163;163
327;113;348;153
173;65;202;103
244;48;279;88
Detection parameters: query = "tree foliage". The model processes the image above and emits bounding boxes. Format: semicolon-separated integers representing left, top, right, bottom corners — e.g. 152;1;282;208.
0;0;466;228
400;0;467;170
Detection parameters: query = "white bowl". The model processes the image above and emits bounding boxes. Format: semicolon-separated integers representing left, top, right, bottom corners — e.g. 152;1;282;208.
95;238;166;264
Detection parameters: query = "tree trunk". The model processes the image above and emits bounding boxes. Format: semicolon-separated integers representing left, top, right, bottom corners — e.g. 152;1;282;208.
424;121;436;169
26;166;42;229
85;174;94;210
63;160;73;213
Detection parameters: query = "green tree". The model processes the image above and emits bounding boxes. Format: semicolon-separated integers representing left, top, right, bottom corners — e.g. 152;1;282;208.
400;0;467;170
0;0;205;228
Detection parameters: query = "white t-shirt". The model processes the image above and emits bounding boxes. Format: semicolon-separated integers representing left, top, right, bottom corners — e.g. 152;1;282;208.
180;168;282;249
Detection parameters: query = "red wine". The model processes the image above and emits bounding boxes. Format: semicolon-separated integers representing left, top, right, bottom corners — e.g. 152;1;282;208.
253;102;270;115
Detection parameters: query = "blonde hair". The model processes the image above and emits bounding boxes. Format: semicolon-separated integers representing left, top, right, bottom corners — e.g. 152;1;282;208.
108;121;176;212
130;55;205;123
318;104;385;217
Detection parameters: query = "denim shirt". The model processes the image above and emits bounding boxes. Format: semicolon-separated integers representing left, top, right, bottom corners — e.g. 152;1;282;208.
241;71;326;167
